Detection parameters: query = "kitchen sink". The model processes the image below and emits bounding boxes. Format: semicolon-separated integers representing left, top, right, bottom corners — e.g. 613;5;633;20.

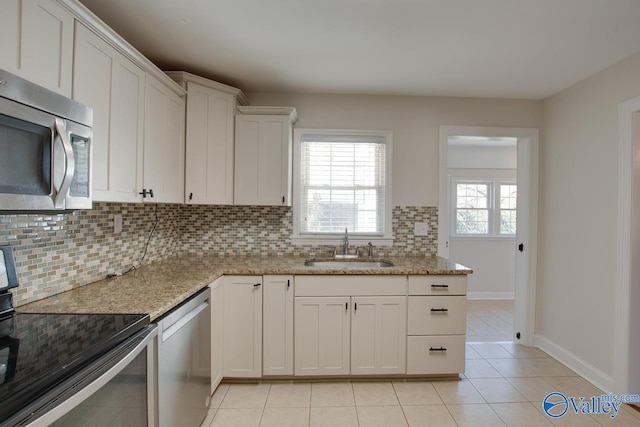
304;259;395;268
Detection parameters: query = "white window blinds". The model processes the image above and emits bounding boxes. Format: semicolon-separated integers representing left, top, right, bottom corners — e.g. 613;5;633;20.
299;134;388;235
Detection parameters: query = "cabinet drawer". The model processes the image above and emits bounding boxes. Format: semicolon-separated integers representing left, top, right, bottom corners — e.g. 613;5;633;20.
408;275;467;295
407;296;467;335
406;335;465;375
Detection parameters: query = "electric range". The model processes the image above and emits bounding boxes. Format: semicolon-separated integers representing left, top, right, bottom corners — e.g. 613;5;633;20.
0;311;150;425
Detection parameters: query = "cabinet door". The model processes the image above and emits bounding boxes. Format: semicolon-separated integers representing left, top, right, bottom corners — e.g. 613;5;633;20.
263;275;294;375
294;297;350;376
223;276;262;377
210;278;224;393
144;75;185;203
234;115;291;206
20;0;73;96
73;23;145;203
185;82;235;205
0;1;20;75
351;296;407;375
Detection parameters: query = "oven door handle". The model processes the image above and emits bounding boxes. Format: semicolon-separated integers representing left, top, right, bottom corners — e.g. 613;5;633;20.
53;118;75;209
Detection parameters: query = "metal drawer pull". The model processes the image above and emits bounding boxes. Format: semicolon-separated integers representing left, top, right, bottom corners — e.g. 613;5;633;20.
430;308;448;313
254;283;261;287
429;347;447;352
431;284;449;289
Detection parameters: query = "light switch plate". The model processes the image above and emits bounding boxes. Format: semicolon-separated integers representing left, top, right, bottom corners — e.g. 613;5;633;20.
113;214;123;234
414;222;429;236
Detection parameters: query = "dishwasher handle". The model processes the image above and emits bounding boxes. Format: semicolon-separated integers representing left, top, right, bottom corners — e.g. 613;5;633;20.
161;301;208;342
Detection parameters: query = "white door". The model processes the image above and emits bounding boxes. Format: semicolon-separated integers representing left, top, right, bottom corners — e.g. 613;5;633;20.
263;275;294;375
351;296;407;375
184;82;235;205
73;23;145;203
223;276;262;377
234;115;291;206
438;126;538;345
143;75;185;203
210;278;224;393
294;297;350;376
1;0;74;96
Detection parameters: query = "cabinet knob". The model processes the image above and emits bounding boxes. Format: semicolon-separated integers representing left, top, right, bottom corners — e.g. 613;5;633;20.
189;192;193;201
254;283;261;287
430;284;449;289
430;308;448;313
429;347;447;352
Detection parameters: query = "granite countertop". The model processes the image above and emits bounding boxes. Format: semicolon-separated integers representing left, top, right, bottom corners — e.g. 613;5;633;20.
17;255;472;321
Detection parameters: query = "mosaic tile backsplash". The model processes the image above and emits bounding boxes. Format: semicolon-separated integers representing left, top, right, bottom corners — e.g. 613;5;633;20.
0;203;437;307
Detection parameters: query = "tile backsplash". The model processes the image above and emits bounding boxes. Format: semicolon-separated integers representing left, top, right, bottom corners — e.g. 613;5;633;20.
1;203;437;306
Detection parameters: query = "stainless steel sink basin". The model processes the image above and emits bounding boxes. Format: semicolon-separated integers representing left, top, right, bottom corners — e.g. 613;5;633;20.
304;259;395;268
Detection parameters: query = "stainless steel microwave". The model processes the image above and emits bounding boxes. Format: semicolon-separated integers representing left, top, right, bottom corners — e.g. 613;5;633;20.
0;69;93;210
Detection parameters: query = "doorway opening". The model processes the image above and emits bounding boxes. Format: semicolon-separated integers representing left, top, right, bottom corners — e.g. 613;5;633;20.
438;126;539;346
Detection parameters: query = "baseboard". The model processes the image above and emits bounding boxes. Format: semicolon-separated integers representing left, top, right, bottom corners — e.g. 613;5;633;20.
534;334;614;393
467;292;514;300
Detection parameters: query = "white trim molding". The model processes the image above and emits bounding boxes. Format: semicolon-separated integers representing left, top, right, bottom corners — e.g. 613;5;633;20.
439;125;539;347
467;292;514;300
613;96;640;394
535;334;614;393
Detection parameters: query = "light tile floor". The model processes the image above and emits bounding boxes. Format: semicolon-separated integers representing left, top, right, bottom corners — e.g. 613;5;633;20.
201;343;640;427
467;300;515;342
200;300;640;426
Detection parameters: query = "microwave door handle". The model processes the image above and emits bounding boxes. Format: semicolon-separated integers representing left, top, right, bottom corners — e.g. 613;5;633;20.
53;118;75;209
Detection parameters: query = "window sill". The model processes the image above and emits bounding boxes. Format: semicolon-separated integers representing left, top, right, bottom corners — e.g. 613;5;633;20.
450;235;516;241
291;236;394;246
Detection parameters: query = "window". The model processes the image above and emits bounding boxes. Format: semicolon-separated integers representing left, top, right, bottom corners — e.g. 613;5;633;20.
452;180;516;237
293;129;392;242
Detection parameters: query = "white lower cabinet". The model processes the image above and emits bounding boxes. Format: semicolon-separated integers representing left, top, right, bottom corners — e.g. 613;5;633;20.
217;273;467;381
351;296;407;375
209;277;224;393
294;297;351;376
263;275;294;376
406;275;468;375
223;276;262;377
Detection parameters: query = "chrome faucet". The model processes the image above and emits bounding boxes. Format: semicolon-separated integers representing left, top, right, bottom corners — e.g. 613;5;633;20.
343;228;349;255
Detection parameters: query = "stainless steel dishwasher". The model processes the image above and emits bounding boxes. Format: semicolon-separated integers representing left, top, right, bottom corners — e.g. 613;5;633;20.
158;287;211;427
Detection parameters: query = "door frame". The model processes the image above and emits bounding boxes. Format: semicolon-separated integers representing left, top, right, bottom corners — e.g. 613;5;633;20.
614;96;640;394
438;125;539;346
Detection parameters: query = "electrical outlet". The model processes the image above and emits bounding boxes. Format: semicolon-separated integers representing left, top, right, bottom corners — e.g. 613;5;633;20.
414;222;429;236
113;214;123;234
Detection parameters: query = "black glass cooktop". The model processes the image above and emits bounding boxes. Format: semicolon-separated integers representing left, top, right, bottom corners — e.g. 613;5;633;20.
0;312;149;424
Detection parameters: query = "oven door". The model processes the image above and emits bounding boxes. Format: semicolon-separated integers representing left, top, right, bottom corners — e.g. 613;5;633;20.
5;325;157;427
0;96;91;210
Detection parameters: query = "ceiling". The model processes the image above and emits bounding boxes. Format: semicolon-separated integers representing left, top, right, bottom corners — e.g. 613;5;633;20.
78;0;640;100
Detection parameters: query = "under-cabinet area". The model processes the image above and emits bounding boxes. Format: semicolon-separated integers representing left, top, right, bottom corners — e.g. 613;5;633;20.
217;274;467;385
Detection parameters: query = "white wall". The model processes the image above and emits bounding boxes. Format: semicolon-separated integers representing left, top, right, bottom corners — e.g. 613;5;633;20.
539;52;640;388
450;239;516;299
448;156;517;299
247;92;542;207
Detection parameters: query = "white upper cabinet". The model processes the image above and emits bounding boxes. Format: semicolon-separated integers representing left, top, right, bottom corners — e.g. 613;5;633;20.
143;74;186;204
0;0;74;96
166;72;247;205
73;23;145;203
234;107;297;206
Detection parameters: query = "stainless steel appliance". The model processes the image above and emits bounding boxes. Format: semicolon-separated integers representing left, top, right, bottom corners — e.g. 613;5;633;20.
158;287;211;427
0;69;92;210
0;313;155;427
